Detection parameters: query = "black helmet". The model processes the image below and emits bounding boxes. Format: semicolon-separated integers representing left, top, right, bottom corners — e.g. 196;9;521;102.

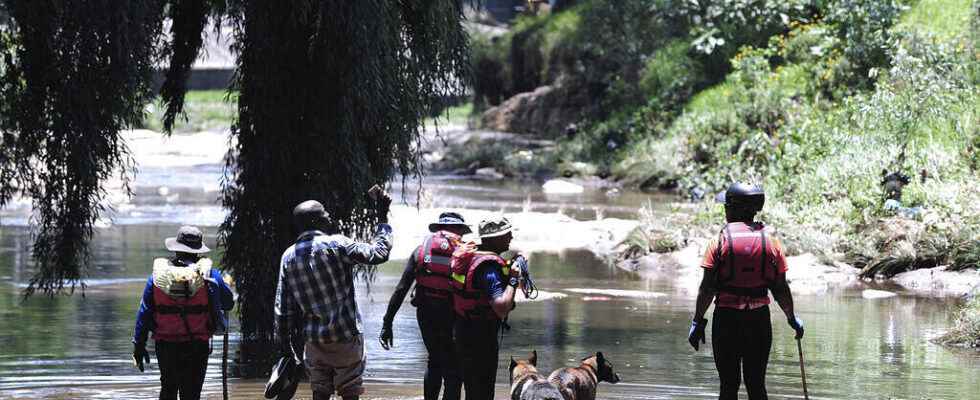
715;182;765;212
293;200;331;231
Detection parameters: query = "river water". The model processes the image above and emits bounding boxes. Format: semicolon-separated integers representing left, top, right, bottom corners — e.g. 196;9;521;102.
1;132;978;399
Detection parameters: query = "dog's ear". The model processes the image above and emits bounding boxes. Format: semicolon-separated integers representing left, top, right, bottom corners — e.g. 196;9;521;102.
530;350;538;366
596;352;605;364
510;357;517;372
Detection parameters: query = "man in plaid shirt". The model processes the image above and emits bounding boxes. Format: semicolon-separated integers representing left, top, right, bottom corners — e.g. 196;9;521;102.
275;194;393;400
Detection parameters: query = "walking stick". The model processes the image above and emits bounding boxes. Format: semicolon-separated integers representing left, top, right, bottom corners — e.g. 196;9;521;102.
796;337;810;400
222;329;229;400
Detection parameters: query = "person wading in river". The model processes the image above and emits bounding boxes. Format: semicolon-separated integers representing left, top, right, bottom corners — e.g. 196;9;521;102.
379;212;471;400
688;183;805;400
450;215;526;400
275;195;393;400
132;225;235;400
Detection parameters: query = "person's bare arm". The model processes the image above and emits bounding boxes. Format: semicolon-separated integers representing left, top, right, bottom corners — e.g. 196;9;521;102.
492;284;519;320
770;274;795;320
491;264;522;320
693;267;717;321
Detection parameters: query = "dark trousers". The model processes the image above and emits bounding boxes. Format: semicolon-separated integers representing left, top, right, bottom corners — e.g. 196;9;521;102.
418;301;462;400
155;340;210;400
453;318;500;400
712;305;772;400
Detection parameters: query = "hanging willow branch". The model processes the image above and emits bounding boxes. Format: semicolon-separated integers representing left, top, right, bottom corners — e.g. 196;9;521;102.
0;0;164;296
159;0;213;134
220;0;471;371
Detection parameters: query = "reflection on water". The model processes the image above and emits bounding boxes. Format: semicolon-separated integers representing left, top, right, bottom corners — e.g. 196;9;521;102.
1;224;978;399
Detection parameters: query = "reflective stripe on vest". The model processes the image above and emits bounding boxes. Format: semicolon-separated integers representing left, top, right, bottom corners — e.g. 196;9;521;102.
452;253;507;320
716;222;776;298
415;232;460;297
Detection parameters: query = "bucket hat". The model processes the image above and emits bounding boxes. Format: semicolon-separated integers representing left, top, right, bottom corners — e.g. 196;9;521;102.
428;212;472;234
478;215;514;239
164;226;210;254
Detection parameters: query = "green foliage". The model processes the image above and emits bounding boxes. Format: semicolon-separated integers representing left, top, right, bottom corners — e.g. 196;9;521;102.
0;0;166;295
897;0;975;42
143;90;238;133
470;32;508;109
620;0;979;274
677;0;818;78
220;0;470;357
936;296;980;348
825;0;906;92
159;0;215;134
437;137;556;178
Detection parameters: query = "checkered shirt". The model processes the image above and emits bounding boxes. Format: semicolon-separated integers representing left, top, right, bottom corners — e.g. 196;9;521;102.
275;224;392;343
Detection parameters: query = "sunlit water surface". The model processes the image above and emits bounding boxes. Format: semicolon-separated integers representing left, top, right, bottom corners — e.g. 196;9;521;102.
0;150;977;399
0;224;977;399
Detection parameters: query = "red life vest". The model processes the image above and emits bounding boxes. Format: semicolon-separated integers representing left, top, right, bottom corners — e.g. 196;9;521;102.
450;243;510;320
414;231;462;299
715;222;778;300
151;260;213;342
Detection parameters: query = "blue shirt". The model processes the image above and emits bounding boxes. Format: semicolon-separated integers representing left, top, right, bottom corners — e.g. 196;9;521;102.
275;224;392;344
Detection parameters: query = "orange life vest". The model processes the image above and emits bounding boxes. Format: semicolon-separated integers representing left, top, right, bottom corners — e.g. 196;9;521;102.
715;222;778;300
414;231;461;299
450;242;510;320
151;259;213;342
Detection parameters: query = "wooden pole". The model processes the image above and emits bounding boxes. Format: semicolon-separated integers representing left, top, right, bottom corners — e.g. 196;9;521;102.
223;330;229;400
797;337;810;400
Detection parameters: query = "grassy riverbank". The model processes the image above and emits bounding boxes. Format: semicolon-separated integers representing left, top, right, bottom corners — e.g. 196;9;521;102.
142;89;238;133
472;0;980;271
471;0;979;344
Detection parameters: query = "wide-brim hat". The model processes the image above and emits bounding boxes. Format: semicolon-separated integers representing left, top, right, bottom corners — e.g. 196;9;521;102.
165;225;210;254
478;215;514;238
428;211;472;234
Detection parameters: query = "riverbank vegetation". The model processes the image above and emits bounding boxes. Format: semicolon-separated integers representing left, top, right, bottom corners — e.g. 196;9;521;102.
936;296;980;348
470;0;979;348
143;90;238;133
471;0;980;270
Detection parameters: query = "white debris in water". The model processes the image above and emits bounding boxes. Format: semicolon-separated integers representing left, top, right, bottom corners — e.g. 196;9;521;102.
387;205;639;258
565;288;667;299
862;289;898;299
515;290;567;303
542;179;584;194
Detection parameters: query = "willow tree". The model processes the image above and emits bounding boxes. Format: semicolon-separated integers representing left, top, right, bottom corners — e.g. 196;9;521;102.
0;0;165;295
1;0;470;373
157;0;471;371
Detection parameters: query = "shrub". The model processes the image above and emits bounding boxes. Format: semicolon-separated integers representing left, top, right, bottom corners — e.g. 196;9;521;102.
825;0;906;92
936;296;980;348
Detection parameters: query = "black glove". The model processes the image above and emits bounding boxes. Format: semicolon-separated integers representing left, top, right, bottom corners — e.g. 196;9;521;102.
379;322;394;350
788;316;805;339
688;318;707;351
133;343;150;372
368;185;392;223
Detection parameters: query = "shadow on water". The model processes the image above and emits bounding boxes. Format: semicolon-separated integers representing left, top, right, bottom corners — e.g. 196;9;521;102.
1;224;979;399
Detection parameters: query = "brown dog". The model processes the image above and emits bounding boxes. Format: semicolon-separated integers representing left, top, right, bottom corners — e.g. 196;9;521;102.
510;351;564;400
547;352;621;400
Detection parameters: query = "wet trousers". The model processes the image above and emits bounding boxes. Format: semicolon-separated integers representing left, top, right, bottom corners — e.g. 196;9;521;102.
712;305;772;400
453;318;501;400
418;301;462;400
155;340;209;400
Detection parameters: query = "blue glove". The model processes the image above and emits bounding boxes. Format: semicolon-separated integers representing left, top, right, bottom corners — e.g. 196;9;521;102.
788;316;804;339
688;318;707;351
